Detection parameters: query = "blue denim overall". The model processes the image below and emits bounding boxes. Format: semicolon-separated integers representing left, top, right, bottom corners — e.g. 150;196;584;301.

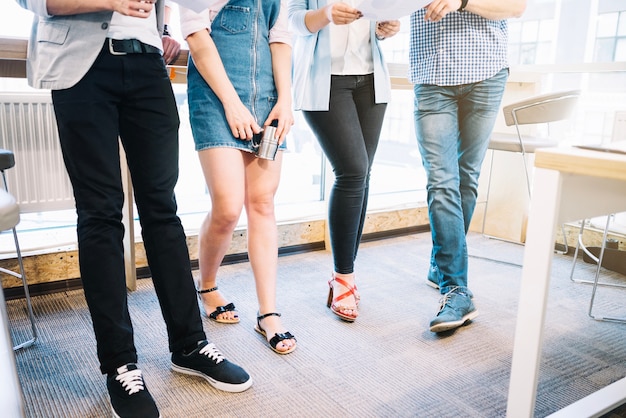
187;0;285;153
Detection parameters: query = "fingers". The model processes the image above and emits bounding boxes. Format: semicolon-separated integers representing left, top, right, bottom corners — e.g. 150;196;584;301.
376;20;401;38
162;36;181;65
225;102;261;140
424;0;457;22
233;122;262;140
274;118;293;144
136;0;153;14
325;3;362;25
264;112;294;144
117;0;155;18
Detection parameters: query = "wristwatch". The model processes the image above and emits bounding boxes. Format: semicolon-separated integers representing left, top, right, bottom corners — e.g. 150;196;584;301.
163;24;171;37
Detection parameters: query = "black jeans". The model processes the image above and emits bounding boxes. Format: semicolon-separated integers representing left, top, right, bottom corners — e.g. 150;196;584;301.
52;43;205;375
303;74;387;274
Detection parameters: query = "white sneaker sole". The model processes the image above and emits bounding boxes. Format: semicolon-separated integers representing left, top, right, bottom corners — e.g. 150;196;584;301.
426;279;440;290
429;309;479;333
171;363;253;393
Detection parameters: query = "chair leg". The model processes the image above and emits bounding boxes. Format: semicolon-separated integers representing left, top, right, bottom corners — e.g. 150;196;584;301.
555;223;569;255
482;148;532;241
568;220;586;283
587;216;626;323
480;150;495;237
519;150;532;199
0;226;37;350
569;216;626;323
570;216;626;287
475;149;524;267
0;169;37;349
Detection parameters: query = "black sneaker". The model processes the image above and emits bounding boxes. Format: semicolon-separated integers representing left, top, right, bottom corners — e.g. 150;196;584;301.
171;340;252;393
107;363;160;418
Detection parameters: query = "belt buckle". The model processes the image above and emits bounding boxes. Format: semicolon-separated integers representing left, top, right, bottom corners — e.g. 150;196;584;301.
108;38;127;56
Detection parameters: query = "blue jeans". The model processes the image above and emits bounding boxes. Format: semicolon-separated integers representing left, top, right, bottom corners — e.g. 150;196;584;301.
303;74;387;274
413;68;508;294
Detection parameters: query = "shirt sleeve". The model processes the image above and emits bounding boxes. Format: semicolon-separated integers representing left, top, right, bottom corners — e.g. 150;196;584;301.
287;0;314;37
269;0;293;46
179;6;213;39
17;0;52;17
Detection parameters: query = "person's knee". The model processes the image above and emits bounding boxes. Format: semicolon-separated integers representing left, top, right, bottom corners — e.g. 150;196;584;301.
209;207;242;233
334;164;369;188
245;197;275;218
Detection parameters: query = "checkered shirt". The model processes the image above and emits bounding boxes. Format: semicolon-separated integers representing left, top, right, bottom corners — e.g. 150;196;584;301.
408;9;509;86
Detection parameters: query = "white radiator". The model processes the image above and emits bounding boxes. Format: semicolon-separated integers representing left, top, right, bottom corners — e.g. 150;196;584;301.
0;92;74;213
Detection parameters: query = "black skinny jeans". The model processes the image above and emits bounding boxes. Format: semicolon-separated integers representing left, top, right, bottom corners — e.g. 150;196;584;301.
52;43;205;375
303;74;387;274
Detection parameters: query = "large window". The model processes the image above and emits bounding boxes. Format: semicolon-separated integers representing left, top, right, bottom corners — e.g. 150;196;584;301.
508;19;556;65
594;11;626;62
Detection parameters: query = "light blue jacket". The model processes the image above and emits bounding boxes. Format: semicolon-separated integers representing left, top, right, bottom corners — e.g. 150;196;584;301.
288;0;391;111
15;0;166;90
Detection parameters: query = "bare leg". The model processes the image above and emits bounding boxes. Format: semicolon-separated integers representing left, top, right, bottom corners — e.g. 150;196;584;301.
196;148;246;322
244;151;296;352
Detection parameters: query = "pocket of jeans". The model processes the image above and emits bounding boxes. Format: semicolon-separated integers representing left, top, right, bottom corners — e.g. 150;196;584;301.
415;88;443;112
220;6;251;34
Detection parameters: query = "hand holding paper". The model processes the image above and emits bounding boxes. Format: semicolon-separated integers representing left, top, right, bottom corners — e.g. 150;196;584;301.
325;2;363;25
375;20;401;39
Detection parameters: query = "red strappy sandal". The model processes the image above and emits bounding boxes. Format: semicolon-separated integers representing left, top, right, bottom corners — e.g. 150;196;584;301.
327;276;359;322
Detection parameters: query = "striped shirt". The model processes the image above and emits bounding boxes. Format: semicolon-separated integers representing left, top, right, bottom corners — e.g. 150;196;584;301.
408;9;509;86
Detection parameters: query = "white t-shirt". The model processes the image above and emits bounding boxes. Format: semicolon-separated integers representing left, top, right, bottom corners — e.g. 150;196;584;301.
108;10;163;51
328;0;373;75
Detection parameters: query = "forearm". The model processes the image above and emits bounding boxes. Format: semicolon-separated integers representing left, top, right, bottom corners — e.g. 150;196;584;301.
186;30;240;107
270;42;293;106
46;0;154;17
464;0;526;20
46;0;115;15
303;7;331;33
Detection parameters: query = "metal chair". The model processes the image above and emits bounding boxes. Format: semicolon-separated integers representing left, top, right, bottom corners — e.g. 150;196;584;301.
569;214;626;323
0;149;37;350
481;89;581;251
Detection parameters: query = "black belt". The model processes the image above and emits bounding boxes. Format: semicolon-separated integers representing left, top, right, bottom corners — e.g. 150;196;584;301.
107;38;161;55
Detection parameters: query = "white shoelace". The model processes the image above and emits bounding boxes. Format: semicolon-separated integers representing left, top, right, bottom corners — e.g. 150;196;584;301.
438;286;461;310
116;369;145;395
198;342;225;364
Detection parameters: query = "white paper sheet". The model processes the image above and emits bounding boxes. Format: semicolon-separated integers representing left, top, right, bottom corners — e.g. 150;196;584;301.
355;0;431;21
170;0;211;13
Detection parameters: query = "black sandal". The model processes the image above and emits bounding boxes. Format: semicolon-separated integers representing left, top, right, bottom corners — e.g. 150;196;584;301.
197;286;239;324
254;312;297;355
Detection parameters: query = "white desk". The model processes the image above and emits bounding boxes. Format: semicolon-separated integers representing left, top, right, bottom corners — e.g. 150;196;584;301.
506;146;626;417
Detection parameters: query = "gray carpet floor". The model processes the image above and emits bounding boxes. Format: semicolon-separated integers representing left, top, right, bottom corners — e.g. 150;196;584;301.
6;232;626;417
